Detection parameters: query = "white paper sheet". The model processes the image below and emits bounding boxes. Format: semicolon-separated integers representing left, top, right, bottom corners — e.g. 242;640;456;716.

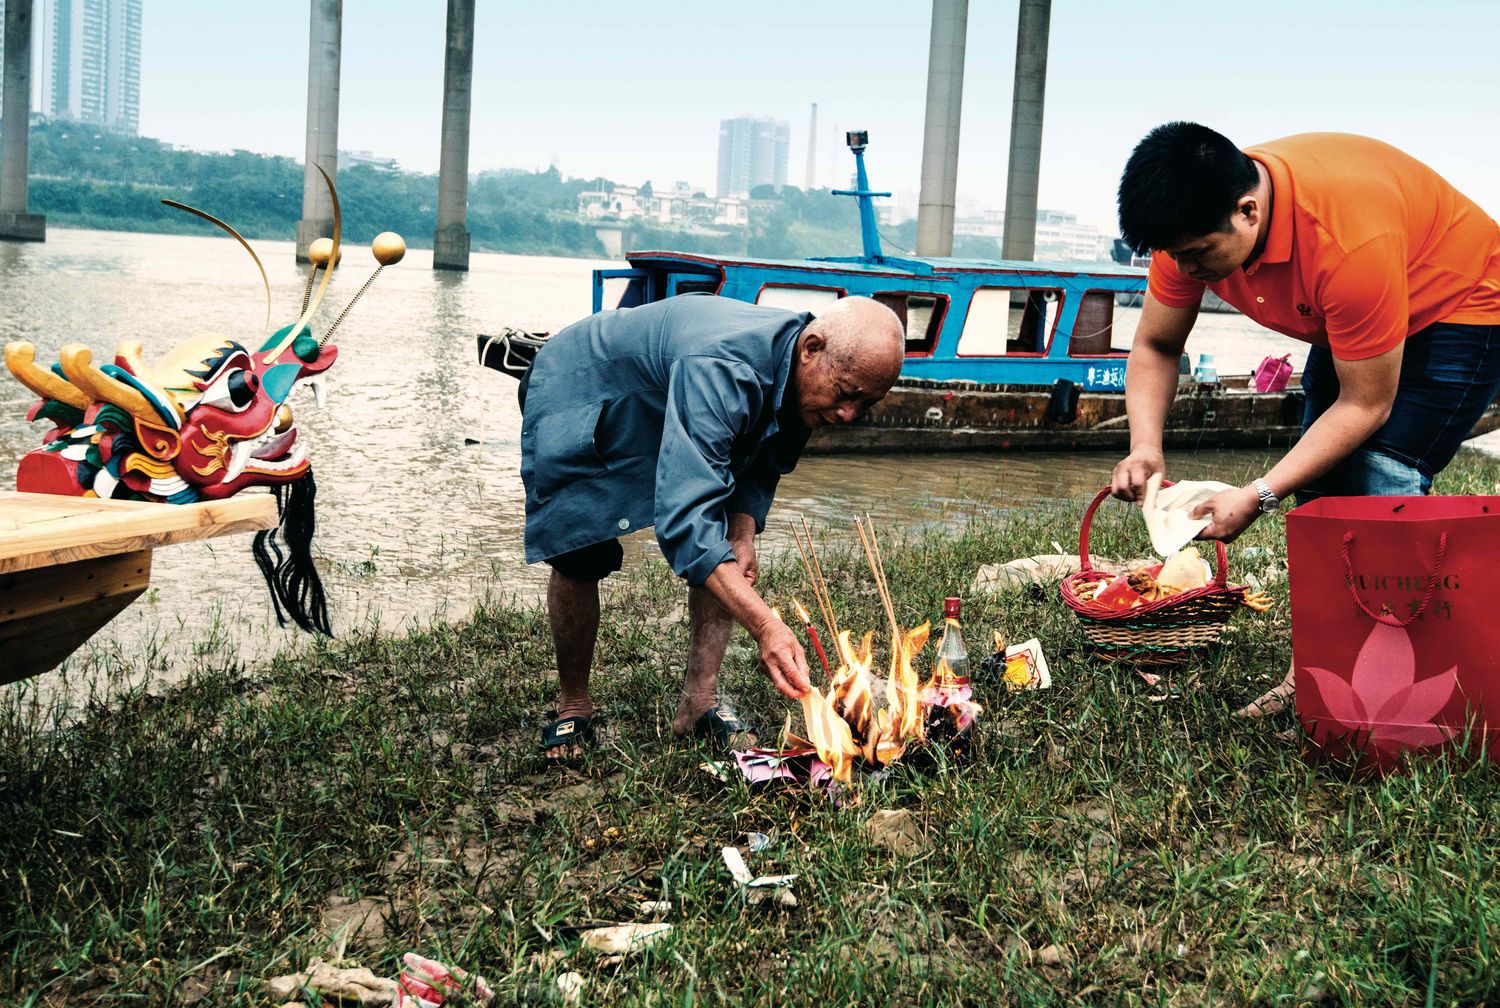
1141;472;1236;558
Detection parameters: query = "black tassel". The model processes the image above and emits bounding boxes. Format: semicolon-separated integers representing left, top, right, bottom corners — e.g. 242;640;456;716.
252;469;332;635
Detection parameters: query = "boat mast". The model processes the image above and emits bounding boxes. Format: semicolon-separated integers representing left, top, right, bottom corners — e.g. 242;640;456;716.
831;131;890;263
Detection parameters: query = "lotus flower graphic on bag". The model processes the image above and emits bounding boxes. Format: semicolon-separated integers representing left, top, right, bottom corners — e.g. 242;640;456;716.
1287;494;1500;772
1300;622;1459;759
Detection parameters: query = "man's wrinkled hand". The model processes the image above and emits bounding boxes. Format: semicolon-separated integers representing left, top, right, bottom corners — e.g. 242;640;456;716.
1111;447;1166;502
754;618;810;699
1192;486;1261;542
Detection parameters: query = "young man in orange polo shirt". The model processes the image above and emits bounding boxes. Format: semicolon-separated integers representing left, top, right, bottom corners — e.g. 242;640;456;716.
1110;122;1500;714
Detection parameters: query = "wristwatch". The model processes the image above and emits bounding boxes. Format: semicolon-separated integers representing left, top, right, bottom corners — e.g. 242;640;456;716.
1251;478;1280;514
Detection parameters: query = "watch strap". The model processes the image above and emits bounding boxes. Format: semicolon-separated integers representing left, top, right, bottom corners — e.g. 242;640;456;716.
1252;478;1279;513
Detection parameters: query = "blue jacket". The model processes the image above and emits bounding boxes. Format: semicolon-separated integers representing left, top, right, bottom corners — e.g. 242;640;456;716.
520;294;812;585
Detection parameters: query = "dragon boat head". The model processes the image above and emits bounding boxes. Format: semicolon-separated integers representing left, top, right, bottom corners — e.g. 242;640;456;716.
3;179;404;636
5;323;338;502
5;207;404;505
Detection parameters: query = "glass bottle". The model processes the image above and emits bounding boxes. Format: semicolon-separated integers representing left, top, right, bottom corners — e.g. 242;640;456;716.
932;596;970;688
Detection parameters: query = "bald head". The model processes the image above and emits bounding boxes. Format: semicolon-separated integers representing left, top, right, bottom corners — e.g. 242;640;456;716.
810;296;905;374
792;296;906;430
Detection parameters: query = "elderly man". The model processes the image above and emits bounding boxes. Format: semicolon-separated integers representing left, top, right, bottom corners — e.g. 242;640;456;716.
519;293;905;759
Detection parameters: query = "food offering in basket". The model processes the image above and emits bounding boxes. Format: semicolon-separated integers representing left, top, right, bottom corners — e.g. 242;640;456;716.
1075;547;1215;609
1060;486;1272;666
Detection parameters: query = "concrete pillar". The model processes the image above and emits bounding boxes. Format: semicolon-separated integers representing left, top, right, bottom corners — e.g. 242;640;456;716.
432;0;475;271
915;0;967;258
804;102;817;191
296;0;341;263
1001;0;1051;262
0;0;45;241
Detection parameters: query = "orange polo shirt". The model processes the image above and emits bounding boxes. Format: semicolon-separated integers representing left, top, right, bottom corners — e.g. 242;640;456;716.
1148;133;1500;360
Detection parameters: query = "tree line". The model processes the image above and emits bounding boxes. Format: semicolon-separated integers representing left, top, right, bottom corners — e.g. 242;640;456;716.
15;121;1007;261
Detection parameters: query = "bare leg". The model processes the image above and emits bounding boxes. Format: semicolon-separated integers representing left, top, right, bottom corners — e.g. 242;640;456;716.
1235;661;1297;718
546;569;600;758
671;585;756;745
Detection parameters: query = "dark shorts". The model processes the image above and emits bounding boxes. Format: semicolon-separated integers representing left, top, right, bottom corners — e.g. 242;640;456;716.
1297;321;1500;503
546;538;624;581
522;365;625;581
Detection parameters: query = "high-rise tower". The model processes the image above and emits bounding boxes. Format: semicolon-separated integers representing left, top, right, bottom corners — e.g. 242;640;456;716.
716;115;789;198
27;0;141;135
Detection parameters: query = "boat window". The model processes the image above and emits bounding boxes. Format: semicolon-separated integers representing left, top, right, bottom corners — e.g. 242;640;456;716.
1098;291;1140;354
671;276;720;297
1071;291;1139;356
958;287;1062;356
872;292;946;357
755;284;844;314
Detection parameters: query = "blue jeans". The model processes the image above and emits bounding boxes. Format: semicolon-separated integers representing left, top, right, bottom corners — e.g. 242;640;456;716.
1296;321;1500;502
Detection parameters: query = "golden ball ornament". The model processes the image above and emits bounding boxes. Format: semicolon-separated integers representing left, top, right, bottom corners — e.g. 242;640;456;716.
371;232;407;266
307;237;340;268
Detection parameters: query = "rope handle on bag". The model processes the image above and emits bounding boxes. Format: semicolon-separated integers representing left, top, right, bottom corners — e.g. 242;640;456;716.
1077;485;1229;588
1340;530;1448;627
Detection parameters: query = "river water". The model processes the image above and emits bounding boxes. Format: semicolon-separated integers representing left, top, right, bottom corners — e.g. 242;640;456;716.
1;229;1491;688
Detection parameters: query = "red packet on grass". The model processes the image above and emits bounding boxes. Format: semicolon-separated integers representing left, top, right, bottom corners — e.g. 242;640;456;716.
1001;638;1051;690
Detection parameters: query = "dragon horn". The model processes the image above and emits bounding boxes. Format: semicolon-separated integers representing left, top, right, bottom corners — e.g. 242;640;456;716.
5;341;91;410
58;344;171;427
115;339;148;376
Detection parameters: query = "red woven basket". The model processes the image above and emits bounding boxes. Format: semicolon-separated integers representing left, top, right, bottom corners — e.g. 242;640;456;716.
1060;486;1250;666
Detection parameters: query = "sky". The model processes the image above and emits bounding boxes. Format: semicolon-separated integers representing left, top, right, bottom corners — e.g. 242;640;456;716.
140;0;1500;230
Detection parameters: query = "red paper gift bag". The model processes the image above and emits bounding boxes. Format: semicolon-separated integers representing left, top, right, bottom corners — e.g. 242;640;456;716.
1286;495;1500;771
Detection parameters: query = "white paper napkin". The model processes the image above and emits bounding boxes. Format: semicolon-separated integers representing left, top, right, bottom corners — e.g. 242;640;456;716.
1141;472;1236;558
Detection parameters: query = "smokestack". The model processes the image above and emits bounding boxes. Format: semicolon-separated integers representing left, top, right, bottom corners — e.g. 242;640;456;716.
805;103;818;190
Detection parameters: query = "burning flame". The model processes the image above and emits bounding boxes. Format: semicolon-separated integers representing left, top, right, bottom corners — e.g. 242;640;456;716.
792;598;812;624
793;616;977;783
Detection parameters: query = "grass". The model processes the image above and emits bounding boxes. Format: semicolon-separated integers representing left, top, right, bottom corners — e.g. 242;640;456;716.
4;453;1500;1006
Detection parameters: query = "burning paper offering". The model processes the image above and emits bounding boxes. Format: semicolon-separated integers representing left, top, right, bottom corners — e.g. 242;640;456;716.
741;518;983;787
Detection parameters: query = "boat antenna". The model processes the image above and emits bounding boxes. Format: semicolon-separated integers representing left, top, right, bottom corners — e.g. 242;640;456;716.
831;130;889;263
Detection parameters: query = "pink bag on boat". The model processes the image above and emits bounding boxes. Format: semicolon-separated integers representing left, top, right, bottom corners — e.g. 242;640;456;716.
1252;353;1293;392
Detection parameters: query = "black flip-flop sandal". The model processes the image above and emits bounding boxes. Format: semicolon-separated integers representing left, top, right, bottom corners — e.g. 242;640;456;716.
691;706;756;751
540;712;596;762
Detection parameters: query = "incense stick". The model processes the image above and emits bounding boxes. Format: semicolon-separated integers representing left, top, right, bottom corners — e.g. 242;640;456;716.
790;517;838;641
802;516;839;638
861;517;897;629
864;519;894;639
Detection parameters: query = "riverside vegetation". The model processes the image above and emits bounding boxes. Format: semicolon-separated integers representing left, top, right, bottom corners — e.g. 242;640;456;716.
4;452;1500;1006
19;121;1007;262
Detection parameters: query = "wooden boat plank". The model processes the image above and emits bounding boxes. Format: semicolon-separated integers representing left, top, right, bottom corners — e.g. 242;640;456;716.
0;492;277;574
0;551;152;686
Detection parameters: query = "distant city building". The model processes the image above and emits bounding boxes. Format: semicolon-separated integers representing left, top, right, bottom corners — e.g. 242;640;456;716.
16;0;143;135
953;209;1005;239
578;180;746;228
951;207;1114;261
1033;209;1114;262
716;115;789;198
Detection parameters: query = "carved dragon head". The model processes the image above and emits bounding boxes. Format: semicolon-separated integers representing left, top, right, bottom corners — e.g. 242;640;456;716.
4;176;404;505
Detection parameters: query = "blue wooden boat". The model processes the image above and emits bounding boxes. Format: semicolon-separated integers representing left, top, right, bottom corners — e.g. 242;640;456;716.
480;133;1500;452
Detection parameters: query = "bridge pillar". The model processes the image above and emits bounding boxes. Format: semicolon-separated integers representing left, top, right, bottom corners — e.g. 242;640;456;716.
0;0;45;242
915;0;967;258
1000;0;1051;262
296;0;341;263
432;0;475;271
